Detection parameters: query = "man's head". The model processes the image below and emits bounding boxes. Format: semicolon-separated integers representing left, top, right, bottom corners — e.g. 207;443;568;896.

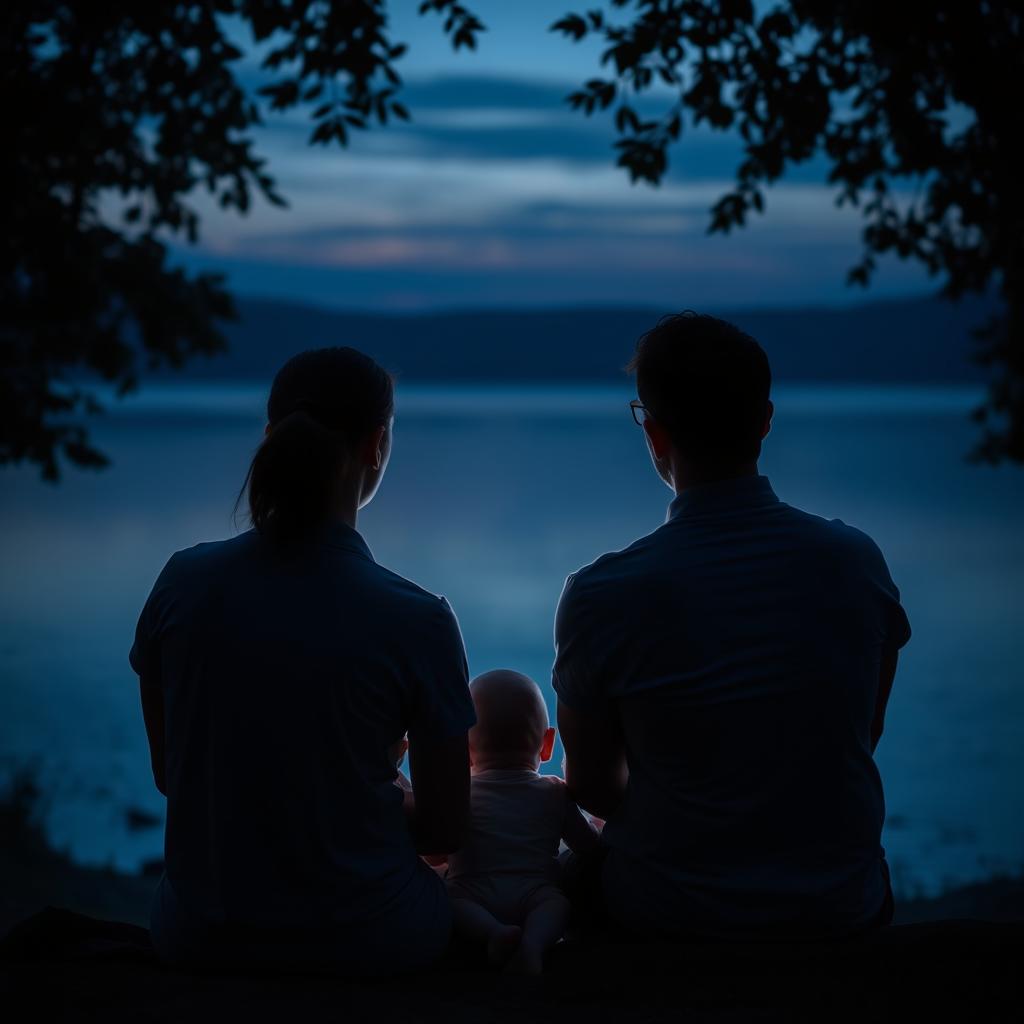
468;670;556;771
628;311;773;488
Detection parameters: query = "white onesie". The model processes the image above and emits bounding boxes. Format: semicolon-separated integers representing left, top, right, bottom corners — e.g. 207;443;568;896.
444;768;598;924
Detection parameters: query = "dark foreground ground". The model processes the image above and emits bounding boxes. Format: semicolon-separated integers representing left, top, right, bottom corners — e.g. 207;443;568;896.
3;784;1023;1022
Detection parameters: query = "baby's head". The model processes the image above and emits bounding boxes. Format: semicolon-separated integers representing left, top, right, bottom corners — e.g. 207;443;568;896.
468;669;556;771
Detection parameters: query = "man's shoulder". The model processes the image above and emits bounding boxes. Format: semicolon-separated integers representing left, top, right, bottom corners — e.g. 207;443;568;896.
788;507;888;563
566;526;667;595
773;502;897;590
565;503;885;592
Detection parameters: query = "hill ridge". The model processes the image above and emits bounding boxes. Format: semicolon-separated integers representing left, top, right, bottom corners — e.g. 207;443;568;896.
164;293;998;384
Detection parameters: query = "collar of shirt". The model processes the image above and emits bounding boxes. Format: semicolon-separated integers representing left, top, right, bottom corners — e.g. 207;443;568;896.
667;474;780;522
315;521;375;561
471;768;543;782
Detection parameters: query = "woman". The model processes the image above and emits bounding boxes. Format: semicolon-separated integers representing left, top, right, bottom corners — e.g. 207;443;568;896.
130;347;474;973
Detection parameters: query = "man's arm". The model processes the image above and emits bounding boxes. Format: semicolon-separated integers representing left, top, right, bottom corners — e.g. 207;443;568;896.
139;675;167;796
557;699;628;820
871;647;899;753
405;734;470;855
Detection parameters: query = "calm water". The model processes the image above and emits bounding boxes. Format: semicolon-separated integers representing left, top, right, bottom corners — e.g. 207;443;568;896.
1;383;1022;897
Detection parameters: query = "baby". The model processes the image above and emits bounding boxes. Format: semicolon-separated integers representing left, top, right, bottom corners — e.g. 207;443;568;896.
444;669;600;974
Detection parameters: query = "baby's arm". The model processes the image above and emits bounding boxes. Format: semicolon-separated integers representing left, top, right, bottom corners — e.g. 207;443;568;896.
561;790;602;856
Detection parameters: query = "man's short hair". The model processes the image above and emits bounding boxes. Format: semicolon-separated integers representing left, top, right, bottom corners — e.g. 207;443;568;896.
627;311;771;469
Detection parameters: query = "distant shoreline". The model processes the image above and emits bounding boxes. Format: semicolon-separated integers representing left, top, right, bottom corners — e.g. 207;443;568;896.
78;381;987;421
130;292;997;387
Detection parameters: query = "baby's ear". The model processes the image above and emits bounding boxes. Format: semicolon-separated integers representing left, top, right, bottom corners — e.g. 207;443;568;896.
539;726;556;763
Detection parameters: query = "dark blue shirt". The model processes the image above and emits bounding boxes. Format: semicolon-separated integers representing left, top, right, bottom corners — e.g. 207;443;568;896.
131;524;475;932
553;475;910;937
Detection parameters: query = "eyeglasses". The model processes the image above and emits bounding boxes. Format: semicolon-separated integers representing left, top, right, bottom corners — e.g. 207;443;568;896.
629;399;648;426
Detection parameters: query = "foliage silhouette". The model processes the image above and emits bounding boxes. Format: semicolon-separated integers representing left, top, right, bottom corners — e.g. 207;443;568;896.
553;0;1023;462
2;1;482;478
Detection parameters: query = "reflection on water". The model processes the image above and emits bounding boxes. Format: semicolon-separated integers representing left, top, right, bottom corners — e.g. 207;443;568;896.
1;384;1022;896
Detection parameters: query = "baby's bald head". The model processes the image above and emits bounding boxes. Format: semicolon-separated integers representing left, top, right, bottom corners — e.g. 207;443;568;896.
469;669;551;768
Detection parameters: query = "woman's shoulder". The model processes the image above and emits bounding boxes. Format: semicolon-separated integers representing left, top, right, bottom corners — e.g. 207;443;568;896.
369;563;457;619
168;531;257;569
150;532;259;592
361;567;467;664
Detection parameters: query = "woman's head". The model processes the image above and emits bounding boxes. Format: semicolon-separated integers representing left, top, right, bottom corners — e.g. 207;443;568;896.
240;347;394;542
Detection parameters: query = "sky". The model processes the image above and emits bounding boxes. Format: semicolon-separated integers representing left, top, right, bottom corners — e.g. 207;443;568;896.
178;1;934;312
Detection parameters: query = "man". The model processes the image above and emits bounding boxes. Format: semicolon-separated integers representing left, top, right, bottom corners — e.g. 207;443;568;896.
554;312;910;939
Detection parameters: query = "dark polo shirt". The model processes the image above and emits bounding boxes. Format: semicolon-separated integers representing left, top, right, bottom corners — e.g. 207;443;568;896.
130;524;474;957
553;475;910;937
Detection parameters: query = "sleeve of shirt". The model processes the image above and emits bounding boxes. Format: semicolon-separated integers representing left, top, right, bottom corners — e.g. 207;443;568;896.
839;524;912;651
551;572;604;712
128;552;181;681
866;539;911;650
407;596;476;744
878;566;911;650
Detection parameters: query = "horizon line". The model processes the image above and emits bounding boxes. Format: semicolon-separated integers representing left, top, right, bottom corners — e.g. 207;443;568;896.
227;287;997;321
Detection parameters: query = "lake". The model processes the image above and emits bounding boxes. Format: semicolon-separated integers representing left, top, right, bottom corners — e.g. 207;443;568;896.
1;382;1022;898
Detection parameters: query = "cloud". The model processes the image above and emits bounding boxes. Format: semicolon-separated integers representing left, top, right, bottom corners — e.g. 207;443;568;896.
181;172;930;311
176;237;930;313
252;75;652;167
173;69;923;311
198;144;868;256
402;75;577;111
251;73;830;185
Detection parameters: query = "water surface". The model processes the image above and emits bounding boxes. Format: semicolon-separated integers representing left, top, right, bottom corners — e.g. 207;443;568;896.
1;383;1021;896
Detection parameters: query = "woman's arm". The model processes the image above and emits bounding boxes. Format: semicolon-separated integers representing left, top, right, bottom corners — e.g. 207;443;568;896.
405;734;470;855
139;675;167;796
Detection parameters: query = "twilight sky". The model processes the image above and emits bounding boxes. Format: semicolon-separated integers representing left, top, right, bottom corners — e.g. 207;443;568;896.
178;1;932;312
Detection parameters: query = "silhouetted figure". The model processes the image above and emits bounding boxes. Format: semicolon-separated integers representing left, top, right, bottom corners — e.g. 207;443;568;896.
555;313;911;939
130;348;474;972
443;670;600;973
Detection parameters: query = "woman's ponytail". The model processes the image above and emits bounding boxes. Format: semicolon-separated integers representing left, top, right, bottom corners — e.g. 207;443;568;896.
236;347;394;543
